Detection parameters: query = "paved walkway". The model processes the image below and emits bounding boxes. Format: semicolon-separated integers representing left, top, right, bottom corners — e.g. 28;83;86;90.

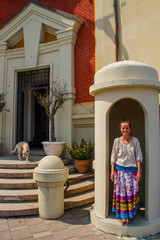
0;204;160;240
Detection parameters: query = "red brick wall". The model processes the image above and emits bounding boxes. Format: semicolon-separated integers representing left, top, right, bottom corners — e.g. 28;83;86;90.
0;0;95;103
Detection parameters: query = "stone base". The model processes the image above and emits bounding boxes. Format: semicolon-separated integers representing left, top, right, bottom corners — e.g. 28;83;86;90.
90;204;160;238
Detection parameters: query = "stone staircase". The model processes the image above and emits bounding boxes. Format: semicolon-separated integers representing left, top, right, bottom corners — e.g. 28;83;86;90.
0;152;94;217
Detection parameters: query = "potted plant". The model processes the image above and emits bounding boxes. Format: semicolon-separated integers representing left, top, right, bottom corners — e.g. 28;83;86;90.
34;81;68;156
66;138;94;173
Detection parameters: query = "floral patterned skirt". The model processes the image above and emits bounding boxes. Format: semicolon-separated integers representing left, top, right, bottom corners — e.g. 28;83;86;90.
112;169;140;219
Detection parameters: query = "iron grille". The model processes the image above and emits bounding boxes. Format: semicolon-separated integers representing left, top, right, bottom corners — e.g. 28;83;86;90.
17;68;50;143
18;68;50;91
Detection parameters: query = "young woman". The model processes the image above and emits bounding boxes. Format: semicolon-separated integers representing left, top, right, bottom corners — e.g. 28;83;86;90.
110;120;142;224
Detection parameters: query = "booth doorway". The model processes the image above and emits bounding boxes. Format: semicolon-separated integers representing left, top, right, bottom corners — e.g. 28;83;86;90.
17;68;50;149
109;98;145;213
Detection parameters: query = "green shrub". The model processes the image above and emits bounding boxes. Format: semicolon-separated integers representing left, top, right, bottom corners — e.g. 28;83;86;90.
66;138;94;160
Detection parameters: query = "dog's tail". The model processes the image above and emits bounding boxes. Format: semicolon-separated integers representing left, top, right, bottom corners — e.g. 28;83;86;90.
11;146;17;154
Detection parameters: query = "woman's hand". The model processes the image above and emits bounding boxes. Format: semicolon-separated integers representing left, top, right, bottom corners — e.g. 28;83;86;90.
111;170;114;182
137;161;142;182
110;163;115;182
137;171;142;183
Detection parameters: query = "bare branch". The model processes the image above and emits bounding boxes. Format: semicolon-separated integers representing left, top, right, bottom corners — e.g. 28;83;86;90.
34;81;68;141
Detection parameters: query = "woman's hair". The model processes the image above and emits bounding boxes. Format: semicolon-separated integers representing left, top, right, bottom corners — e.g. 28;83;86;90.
119;119;132;129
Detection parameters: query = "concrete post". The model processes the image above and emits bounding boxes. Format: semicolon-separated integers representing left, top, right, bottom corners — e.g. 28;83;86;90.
33;155;69;219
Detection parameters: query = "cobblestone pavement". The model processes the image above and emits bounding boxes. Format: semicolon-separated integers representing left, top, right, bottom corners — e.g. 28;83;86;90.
0;205;160;240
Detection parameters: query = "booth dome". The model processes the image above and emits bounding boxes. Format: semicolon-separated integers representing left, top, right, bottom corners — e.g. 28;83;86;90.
38;155;64;170
95;60;158;83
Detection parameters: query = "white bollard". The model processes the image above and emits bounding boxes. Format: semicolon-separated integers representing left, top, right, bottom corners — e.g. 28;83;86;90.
33;155;69;219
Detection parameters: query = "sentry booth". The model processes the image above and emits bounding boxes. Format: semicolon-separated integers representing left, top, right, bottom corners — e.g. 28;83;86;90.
90;61;160;237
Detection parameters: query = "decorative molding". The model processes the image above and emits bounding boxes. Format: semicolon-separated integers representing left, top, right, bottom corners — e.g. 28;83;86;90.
72;114;95;128
7;29;23;48
0;42;9;51
23;19;42;68
0;2;83;45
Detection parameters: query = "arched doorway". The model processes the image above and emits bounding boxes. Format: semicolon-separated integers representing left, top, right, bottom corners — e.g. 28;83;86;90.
109;98;145;215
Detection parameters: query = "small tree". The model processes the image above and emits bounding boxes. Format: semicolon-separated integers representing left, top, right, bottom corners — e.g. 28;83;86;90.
0;93;9;113
34;81;68;142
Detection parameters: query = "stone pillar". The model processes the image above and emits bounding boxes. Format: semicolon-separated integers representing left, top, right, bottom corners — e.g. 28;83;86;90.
56;29;76;147
0;42;9;154
33;155;69;219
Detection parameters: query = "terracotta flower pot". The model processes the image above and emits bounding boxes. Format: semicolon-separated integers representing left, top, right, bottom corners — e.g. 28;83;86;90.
74;159;91;173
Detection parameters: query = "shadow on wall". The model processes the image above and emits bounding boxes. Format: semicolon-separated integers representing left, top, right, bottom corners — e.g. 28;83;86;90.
96;0;129;61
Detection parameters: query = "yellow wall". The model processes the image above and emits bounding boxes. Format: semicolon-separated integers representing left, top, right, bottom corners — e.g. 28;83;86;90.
95;0;160;76
12;39;24;48
44;32;57;43
12;32;56;49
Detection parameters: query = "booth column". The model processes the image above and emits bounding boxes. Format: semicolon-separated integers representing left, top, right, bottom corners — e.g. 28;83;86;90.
90;60;160;237
94;100;112;218
145;92;160;221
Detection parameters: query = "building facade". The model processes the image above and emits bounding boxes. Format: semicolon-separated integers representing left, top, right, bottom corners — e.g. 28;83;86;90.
1;0;160;155
0;0;95;154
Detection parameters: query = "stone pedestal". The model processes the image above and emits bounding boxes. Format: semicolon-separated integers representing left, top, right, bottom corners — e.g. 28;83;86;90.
33;155;69;219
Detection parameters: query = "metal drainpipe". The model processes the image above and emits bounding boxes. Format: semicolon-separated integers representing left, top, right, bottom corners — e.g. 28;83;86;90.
113;0;119;61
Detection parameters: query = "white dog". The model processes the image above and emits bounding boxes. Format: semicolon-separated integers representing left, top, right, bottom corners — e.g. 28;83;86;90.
11;142;30;161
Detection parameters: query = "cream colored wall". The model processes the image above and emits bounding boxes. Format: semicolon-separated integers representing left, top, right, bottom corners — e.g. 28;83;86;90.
73;127;94;143
72;103;94;144
95;0;160;75
95;0;115;70
120;0;160;69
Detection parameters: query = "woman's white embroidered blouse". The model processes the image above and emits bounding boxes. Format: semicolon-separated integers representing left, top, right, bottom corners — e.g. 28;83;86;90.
110;137;143;167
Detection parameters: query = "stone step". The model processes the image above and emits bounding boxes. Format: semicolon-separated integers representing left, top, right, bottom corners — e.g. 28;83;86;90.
65;191;94;209
0;164;76;178
0;178;37;189
0;189;38;202
0;160;39;169
68;172;94;183
0;169;33;178
65;178;94;198
0;172;93;189
0;178;94;202
0;155;94;217
0;190;94;217
0;202;39;217
0;157;71;169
